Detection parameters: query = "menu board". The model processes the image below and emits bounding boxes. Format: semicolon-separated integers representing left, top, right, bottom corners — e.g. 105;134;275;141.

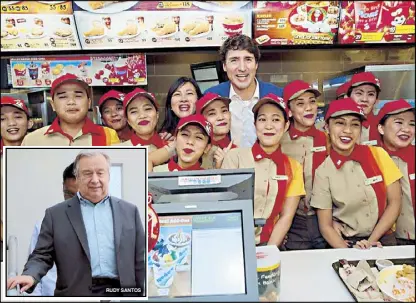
253;1;341;45
338;1;415;44
0;1;81;51
73;1;252;50
10;53;147;88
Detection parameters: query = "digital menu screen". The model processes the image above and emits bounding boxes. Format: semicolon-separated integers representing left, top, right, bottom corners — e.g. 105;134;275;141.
148;211;246;298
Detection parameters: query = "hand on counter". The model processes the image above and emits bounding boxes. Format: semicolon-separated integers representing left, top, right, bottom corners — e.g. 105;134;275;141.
352;240;383;250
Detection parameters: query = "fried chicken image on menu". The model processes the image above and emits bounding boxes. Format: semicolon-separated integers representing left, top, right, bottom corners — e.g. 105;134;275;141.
84;21;105;37
88;1;120;10
183;21;210;36
152;20;176;36
117;20;138;36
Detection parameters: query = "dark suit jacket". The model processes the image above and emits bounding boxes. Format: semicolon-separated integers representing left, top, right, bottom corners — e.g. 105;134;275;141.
204;80;283;98
22;196;145;296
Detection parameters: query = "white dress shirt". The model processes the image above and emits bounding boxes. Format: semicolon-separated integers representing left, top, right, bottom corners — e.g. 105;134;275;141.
229;79;260;148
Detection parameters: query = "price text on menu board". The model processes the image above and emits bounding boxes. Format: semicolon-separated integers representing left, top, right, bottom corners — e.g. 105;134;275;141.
0;1;81;51
10;53;147;88
73;1;252;50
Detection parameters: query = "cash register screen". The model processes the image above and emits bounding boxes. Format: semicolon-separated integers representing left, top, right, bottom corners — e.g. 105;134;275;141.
148;211;246;298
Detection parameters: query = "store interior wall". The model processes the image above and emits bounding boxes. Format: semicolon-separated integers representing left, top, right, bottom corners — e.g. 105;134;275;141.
91;46;415;129
5;148;147;276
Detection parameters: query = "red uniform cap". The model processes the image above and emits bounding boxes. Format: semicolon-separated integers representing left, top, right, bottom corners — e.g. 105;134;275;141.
50;73;90;98
336;81;351;99
283;80;321;103
350;72;381;91
252;93;289;119
98;90;125;110
376;99;414;124
123;88;158;113
325;97;367;121
1;96;30;116
196;92;231;115
175;114;213;141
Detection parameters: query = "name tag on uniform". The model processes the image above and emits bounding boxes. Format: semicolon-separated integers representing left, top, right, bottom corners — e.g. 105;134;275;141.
365;175;383;186
311;146;326;153
410;173;415;181
272;175;288;181
362;140;378;146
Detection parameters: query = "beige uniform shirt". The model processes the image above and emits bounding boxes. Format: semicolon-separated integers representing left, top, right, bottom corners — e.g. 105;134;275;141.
118;140;157;153
281;132;325;216
360;126;377;146
311;147;403;237
222;148;306;243
391;156;415;240
21;125;119;146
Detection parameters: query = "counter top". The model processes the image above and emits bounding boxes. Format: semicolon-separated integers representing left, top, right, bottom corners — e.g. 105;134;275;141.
279;245;415;302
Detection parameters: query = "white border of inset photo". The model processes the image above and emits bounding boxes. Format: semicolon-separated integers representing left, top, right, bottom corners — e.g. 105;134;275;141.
2;146;148;302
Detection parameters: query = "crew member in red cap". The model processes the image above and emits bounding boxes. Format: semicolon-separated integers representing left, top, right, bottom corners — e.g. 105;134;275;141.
310;98;402;249
21;74;120;146
1;96;33;245
1;96;33;151
347;71;381;145
99;90;132;142
335;81;350;100
196;92;237;169
152;114;212;172
222;93;305;247
280;80;329;250
119;88;169;153
377;99;415;245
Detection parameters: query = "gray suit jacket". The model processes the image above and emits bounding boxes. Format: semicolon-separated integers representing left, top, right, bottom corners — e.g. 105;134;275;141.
22;196;145;296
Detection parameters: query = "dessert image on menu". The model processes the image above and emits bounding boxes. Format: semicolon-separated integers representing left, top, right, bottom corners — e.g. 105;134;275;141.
183;19;211;37
151;18;177;37
117;19;139;38
28;18;45;39
83;20;106;38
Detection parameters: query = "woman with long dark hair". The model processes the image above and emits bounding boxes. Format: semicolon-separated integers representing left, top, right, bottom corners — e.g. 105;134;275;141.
159;77;203;139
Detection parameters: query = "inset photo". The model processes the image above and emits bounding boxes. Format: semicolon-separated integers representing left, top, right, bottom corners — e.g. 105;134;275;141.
3;146;147;299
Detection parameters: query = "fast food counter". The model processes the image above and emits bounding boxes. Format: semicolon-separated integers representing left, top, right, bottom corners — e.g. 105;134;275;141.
279;245;414;301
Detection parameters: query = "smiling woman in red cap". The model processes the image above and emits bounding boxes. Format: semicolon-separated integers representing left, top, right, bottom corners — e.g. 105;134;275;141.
21;74;120;146
279;80;329;250
222;93;305;247
152;114;212;172
99;90;132;142
196;92;236;169
119;88;169;153
347;71;381;146
376;99;415;245
310;98;403;249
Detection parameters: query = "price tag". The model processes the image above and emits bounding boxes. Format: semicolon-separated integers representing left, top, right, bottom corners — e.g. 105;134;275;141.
178;175;221;186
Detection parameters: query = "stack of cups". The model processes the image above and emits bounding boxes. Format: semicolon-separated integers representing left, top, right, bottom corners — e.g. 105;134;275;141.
256;245;281;302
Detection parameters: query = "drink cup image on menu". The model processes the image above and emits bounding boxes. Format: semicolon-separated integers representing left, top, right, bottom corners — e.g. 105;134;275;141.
151;238;179;288
167;229;191;271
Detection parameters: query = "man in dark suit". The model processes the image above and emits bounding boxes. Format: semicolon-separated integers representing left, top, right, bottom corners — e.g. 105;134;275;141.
205;34;283;148
7;151;145;296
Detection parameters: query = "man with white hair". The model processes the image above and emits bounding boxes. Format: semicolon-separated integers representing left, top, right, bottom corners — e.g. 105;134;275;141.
7;151;145;297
